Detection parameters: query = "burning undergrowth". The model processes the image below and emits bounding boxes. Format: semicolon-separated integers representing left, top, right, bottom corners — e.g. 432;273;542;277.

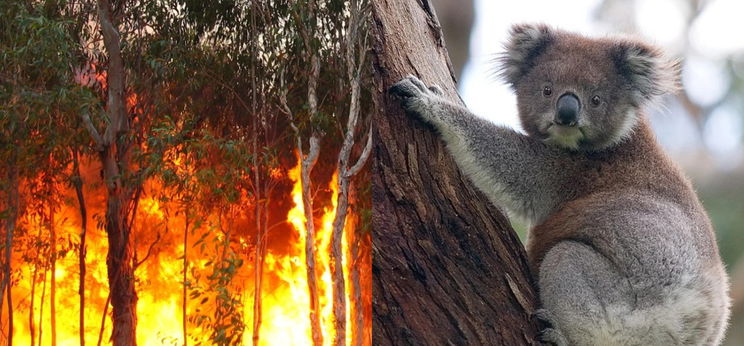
3;150;371;345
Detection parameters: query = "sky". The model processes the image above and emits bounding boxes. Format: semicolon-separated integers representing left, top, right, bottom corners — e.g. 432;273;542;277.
459;0;744;170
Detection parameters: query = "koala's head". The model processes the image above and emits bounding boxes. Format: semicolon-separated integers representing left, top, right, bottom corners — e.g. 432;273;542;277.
499;24;680;151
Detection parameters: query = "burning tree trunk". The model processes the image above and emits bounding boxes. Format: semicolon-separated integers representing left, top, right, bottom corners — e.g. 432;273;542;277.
281;3;325;343
30;255;39;345
250;8;267;344
72;148;87;346
182;215;189;346
281;65;324;346
50;204;57;346
370;1;542;344
330;1;372;344
348;231;366;346
79;1;139;344
250;65;266;346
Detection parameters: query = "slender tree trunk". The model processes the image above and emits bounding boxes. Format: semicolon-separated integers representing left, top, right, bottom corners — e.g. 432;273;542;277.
97;294;111;346
72;149;87;346
2;154;18;345
39;265;48;346
349;229;365;346
300;139;322;346
332;2;372;343
248;8;268;343
251;202;266;346
284;3;325;344
370;0;541;344
298;11;324;341
330;181;349;346
182;215;189;346
50;205;57;346
30;259;39;346
250;10;266;339
281;88;324;346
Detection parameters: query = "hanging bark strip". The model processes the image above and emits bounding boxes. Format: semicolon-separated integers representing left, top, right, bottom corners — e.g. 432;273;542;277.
370;0;541;344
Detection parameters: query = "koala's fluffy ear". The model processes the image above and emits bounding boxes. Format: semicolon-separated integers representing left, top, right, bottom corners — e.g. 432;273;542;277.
611;40;681;102
498;23;555;88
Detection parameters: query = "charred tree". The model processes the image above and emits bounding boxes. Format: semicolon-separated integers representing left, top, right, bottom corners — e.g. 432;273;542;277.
370;1;542;345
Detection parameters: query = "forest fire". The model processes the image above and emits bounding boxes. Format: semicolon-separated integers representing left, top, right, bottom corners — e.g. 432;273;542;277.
3;157;370;345
2;2;373;345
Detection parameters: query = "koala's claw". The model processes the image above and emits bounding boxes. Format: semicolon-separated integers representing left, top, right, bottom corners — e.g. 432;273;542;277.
533;308;555;325
389;75;442;122
539;328;568;346
389;75;429;99
428;85;444;96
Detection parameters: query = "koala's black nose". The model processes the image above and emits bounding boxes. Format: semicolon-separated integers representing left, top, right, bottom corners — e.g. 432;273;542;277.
555;93;580;127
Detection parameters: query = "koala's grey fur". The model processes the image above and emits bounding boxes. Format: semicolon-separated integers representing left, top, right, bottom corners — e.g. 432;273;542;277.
390;24;730;346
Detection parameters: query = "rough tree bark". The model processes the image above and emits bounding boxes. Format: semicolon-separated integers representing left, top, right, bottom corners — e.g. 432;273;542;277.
370;1;542;345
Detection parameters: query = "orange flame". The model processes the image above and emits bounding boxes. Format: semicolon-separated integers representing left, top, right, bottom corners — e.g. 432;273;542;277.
3;156;369;345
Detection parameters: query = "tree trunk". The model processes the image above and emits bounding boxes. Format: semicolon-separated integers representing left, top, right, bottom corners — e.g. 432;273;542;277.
330;1;373;343
50;205;57;346
1;153;18;345
370;1;541;345
300;138;323;346
102;182;137;346
349;230;364;346
96;0;138;344
252;201;266;346
72;149;87;346
330;177;350;346
40;265;48;346
30;258;39;346
182;215;189;346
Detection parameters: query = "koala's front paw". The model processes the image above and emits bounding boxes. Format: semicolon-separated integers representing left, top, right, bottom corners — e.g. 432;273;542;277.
533;308;555;325
389;75;443;122
539;328;568;346
534;309;568;346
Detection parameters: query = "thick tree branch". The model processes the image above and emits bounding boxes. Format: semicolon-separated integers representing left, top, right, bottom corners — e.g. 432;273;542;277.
81;111;104;151
347;128;372;178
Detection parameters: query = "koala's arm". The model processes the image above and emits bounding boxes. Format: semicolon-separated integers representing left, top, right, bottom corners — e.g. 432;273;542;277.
390;76;573;222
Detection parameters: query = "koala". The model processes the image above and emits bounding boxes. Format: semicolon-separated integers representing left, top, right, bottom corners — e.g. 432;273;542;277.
390;24;730;346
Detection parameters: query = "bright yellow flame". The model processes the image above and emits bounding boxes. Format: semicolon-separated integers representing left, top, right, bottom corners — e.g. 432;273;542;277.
5;155;368;345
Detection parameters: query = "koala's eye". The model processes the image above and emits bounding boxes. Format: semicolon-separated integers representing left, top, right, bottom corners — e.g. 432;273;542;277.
591;95;601;107
542;86;552;97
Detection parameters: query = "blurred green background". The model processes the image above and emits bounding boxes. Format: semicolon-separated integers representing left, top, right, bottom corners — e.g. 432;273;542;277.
431;0;744;342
